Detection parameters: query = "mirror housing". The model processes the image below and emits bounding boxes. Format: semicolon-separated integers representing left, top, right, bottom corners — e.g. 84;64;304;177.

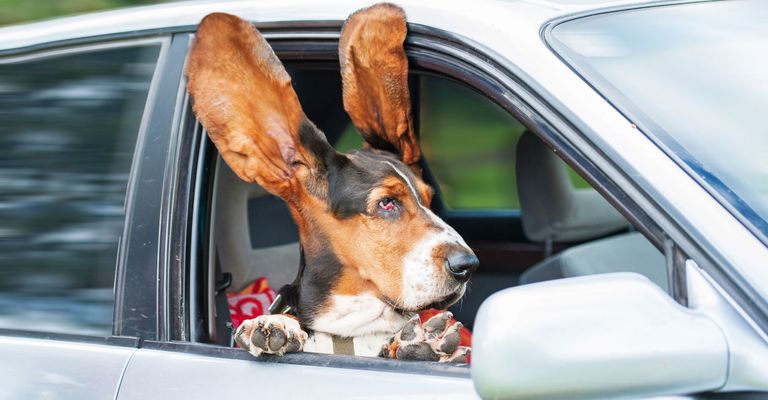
471;273;728;399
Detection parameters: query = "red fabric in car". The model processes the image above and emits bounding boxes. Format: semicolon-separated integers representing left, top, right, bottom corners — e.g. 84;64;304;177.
228;278;472;361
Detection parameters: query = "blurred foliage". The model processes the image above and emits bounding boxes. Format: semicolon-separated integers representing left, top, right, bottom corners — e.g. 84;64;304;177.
419;76;523;210
0;0;165;26
337;76;591;211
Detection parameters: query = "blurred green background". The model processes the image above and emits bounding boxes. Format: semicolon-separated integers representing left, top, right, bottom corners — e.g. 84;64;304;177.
0;0;166;26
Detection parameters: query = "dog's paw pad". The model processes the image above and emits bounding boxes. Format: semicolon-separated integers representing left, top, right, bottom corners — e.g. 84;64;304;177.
386;312;470;363
433;321;462;355
235;314;307;357
399;315;424;341
397;342;439;362
440;346;470;363
424;311;452;339
267;325;287;351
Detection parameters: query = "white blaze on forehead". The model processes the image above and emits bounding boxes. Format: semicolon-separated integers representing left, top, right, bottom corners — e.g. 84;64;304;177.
383;160;468;246
383;161;424;206
383;161;470;309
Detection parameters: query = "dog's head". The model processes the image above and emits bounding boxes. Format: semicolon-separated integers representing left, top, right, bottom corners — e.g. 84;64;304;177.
187;4;478;314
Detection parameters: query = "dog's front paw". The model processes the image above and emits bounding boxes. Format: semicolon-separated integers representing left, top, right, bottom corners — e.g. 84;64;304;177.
234;314;308;357
381;312;470;363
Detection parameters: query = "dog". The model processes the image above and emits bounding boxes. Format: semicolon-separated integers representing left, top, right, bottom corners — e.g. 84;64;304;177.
186;3;478;363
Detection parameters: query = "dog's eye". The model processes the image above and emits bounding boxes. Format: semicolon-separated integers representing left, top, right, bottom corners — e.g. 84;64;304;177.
377;197;400;217
379;198;396;211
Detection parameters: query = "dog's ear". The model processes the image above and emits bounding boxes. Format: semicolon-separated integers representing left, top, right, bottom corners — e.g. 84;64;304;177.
187;13;319;199
339;3;420;169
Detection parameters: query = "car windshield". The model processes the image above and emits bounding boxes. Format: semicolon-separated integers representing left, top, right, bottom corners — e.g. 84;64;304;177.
549;1;768;241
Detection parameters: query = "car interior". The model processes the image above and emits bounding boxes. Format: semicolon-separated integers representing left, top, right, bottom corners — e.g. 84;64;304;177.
200;65;668;348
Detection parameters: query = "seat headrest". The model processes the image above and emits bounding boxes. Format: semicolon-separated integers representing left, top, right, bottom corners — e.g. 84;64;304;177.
516;132;628;242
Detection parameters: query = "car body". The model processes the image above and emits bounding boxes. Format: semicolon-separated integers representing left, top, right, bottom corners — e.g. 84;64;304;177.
0;0;766;399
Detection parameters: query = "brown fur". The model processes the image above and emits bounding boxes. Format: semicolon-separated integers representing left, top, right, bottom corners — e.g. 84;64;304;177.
339;3;421;169
187;4;476;345
187;13;314;201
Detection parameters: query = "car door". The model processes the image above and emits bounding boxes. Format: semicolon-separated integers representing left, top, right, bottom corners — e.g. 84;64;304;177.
110;18;665;398
0;39;165;398
107;6;764;399
109;26;483;398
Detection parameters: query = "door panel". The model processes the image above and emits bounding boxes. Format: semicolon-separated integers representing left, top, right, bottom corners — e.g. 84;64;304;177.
0;336;134;399
118;348;478;399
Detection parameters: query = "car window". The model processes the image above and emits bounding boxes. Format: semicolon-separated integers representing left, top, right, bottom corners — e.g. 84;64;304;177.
549;1;768;241
418;75;524;210
0;44;160;335
417;75;590;211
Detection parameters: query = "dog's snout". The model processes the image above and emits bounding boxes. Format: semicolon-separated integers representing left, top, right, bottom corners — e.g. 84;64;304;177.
445;250;479;282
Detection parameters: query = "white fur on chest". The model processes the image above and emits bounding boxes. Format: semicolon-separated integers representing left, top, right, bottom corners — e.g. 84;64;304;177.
303;293;409;356
303;331;393;357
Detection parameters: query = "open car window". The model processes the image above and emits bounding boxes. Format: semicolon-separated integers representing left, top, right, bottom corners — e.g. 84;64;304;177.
198;64;666;352
418;75;523;210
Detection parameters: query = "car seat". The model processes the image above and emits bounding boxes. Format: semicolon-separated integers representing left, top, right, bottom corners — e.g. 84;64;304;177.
516;131;667;290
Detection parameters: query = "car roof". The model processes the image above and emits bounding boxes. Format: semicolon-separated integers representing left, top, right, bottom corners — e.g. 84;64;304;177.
0;0;665;54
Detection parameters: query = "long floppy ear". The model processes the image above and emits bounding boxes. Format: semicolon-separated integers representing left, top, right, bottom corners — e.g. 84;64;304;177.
339;3;421;168
186;13;313;199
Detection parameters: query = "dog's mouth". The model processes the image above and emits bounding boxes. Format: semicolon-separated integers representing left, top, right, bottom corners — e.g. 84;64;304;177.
423;288;465;311
387;285;466;314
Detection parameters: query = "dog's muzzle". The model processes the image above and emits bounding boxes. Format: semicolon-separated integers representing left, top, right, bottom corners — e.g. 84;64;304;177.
444;249;479;283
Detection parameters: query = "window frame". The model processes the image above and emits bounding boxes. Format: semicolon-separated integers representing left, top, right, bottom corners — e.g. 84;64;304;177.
0;36;169;341
546;2;768;248
170;22;669;373
111;34;186;342
541;6;768;333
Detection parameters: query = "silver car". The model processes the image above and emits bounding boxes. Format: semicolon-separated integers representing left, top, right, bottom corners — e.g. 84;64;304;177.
0;0;766;399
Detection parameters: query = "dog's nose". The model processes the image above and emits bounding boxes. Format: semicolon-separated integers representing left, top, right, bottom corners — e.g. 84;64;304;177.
445;250;479;282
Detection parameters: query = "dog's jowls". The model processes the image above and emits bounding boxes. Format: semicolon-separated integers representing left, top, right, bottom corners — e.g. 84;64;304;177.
186;3;478;362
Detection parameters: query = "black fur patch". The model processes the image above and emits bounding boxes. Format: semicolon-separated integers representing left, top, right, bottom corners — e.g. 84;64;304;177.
298;118;335;166
292;120;426;325
297;238;343;329
327;158;374;218
297;118;335;201
298;116;419;221
360;132;399;155
328;149;408;219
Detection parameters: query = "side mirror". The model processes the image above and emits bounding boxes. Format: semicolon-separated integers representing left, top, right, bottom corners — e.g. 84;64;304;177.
471;273;728;399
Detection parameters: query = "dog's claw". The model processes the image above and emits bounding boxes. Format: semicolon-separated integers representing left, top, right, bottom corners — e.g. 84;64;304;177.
235;314;308;357
383;311;470;363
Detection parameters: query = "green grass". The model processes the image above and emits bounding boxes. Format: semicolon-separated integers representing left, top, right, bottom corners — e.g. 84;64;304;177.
0;0;163;26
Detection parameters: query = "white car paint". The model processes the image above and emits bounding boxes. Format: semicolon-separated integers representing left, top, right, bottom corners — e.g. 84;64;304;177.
1;1;766;399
